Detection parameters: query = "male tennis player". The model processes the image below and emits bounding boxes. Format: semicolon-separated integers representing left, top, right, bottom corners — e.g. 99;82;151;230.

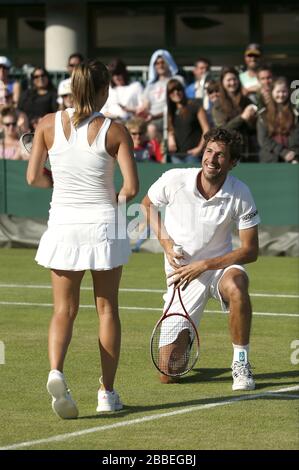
142;127;260;390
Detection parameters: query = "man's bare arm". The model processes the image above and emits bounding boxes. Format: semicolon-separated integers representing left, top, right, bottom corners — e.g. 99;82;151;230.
170;226;259;288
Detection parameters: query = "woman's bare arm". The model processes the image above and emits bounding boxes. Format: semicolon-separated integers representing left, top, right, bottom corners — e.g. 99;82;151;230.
26;114;53;188
108;122;139;202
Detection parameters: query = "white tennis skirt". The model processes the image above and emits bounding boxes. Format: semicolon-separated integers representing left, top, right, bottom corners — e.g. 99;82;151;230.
35;222;131;271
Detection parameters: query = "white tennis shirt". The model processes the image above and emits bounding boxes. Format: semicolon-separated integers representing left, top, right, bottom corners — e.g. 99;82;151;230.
148;168;260;264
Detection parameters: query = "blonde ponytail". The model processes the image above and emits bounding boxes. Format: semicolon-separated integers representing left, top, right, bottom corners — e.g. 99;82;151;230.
71;60;110;128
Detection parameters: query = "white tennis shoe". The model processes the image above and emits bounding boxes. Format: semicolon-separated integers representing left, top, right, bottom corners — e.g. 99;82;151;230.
96;389;123;412
47;369;78;419
232;361;255;391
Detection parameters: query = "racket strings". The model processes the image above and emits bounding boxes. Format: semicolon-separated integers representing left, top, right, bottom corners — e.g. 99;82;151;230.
20;133;34;154
151;314;199;377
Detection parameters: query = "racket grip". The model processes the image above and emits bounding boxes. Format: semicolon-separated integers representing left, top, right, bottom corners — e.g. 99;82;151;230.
167;274;177;287
43;167;53;184
173;244;184;265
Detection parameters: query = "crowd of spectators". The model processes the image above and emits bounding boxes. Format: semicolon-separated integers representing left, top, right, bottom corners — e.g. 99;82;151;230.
0;45;298;163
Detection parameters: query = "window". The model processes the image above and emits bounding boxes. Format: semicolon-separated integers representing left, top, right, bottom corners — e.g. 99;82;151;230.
263;12;299;45
0;18;7;48
95;6;165;47
17;17;45;48
176;7;248;46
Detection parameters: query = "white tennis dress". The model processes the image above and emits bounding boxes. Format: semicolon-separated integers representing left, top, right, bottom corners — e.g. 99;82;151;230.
35;108;131;271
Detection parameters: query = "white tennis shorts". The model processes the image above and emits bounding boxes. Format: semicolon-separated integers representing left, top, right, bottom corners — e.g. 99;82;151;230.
159;264;246;347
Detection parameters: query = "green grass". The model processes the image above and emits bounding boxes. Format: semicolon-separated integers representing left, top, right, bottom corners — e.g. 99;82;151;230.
0;249;298;450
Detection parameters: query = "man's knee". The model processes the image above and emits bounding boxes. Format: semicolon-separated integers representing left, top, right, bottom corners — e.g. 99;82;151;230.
220;269;249;303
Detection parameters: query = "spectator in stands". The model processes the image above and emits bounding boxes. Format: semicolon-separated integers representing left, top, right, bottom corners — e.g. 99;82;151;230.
137;49;184;140
0;56;21;106
205;80;220;127
239;44;262;104
0;89;29;133
101;59;143;122
18;67;58;130
126;117;163;163
0;106;27;160
257;77;299;163
66;52;84;77
256;65;274;109
212;67;258;162
167;78;209;163
57;78;73;110
185;57;211;103
56;53;84;106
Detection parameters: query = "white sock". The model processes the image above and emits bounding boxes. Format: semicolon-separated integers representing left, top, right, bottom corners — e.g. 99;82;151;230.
232;344;249;364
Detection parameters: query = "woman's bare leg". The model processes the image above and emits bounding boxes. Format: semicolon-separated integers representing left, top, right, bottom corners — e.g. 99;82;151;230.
49;269;85;372
91;267;122;391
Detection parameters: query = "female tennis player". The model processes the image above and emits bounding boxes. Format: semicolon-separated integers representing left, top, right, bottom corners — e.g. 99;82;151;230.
27;60;139;419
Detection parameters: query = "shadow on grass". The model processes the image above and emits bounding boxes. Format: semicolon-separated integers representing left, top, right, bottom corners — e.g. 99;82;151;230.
77;368;299;420
179;368;299;387
78;391;299;420
179;367;231;384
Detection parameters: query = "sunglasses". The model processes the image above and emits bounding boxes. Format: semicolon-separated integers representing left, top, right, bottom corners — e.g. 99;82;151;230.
33;73;46;79
4;122;17;127
246;54;260;58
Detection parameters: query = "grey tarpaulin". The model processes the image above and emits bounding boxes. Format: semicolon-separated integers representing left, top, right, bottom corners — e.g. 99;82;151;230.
1;215;298;256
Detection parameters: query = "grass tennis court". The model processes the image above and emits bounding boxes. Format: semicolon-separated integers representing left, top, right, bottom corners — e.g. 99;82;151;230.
0;249;298;450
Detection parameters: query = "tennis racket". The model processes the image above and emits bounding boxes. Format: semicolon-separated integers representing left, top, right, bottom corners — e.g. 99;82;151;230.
150;285;200;377
20;132;52;180
20;132;34;155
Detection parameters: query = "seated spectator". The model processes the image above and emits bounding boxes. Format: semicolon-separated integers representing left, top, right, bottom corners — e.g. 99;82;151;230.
185;57;211;103
257;77;299;163
101;59;143;121
0;56;21;106
0;107;27;160
18;66;58;130
167;78;210;164
126;117;163;163
256;65;274;109
57;78;73;110
205;80;220;127
212;66;258;161
56;53;84;108
239;44;262;104
0;89;29;133
137;49;184;140
66;52;84;77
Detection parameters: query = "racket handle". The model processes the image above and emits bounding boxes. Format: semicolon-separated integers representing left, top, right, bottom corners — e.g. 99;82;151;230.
43;167;53;184
173;244;184;266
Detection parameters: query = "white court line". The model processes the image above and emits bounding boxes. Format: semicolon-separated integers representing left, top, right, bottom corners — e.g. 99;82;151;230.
0;301;298;318
0;385;298;450
0;283;298;299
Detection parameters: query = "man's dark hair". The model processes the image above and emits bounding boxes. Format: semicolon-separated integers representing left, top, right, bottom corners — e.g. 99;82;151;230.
195;57;211;68
203;128;243;162
68;52;84;63
257;64;273;75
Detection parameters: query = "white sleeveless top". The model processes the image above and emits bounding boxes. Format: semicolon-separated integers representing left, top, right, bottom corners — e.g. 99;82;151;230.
48;108;117;224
